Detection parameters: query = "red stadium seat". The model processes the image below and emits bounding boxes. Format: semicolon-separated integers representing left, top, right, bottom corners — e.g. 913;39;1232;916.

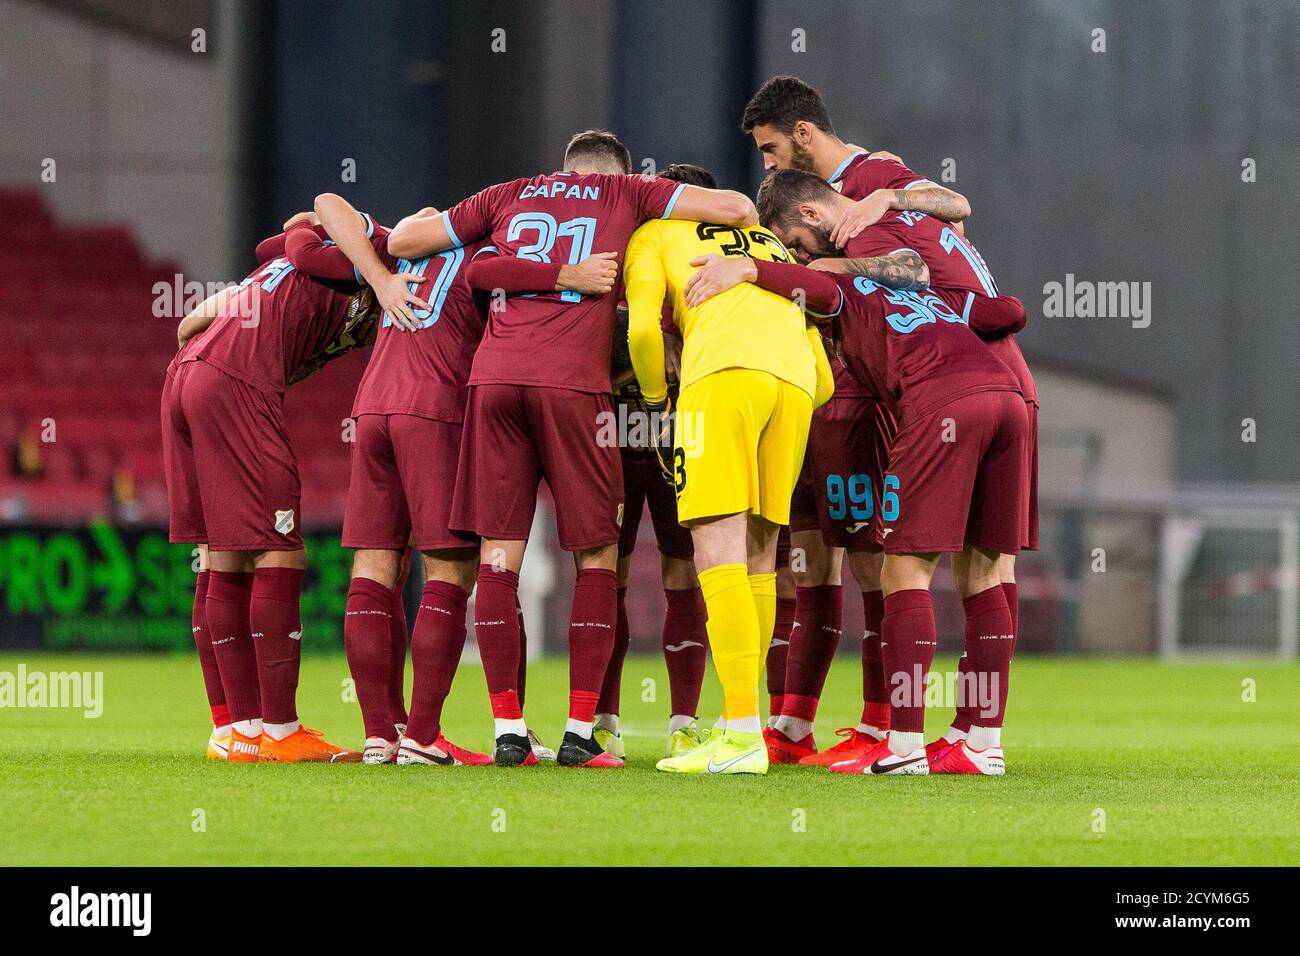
0;186;367;523
0;477;110;523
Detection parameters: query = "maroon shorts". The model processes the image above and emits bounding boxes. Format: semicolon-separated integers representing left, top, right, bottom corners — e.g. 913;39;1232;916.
451;384;623;551
1024;402;1039;551
343;413;476;552
618;450;693;560
163;359;303;551
788;395;889;550
789;458;818;535
883;389;1028;555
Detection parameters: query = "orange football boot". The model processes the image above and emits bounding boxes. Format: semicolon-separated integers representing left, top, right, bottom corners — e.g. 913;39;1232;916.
227;728;262;763
258;726;357;763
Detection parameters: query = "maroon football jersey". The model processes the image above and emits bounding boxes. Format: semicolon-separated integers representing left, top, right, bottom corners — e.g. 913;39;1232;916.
185;245;362;398
829;151;930;200
846;215;1037;404
826;153;926;399
846;211;998;300
351;235;493;423
443;171;684;393
749;262;1020;423
982;336;1036;406
826;274;1020;421
829;356;871;400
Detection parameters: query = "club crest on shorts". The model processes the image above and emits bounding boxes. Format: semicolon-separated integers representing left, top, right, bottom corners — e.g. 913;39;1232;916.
274;509;296;535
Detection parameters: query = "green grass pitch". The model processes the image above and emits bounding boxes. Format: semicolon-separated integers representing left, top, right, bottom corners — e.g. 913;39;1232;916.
1;651;1297;866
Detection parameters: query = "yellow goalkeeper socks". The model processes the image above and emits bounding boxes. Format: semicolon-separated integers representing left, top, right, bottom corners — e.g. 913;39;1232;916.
699;563;761;727
749;571;777;672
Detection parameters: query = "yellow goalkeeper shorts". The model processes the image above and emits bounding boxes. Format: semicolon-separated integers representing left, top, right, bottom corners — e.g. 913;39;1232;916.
673;367;812;525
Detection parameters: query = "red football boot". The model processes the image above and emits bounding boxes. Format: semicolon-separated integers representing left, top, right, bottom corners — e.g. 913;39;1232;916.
925;737;958;768
797;727;880;767
929;740;1006;776
396;734;493;766
764;726;816;763
827;736;929;776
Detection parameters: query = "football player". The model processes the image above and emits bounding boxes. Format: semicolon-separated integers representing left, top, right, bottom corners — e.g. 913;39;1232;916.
740;74;977;766
623;187;834;775
385;130;758;767
755;167;1035;772
687;178;1029;775
163;215;395;762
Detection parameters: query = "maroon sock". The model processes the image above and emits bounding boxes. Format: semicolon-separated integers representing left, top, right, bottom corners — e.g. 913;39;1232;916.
662;586;707;717
191;571;228;726
782;584;843;720
952;650;975;733
861;588;889;713
387;584;409;726
515;598;528;708
205;571;260;723
1000;581;1018;721
949;588;1009;733
405;579;470;744
475;565;522;723
597;587;630;715
344;576;398;740
568;568;617;720
882;588;936;734
250;567;304;725
764;596;796;718
963;585;1015;728
1002;581;1019;636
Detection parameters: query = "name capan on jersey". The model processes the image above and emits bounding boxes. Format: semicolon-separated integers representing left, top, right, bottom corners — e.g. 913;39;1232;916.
623;219;825;404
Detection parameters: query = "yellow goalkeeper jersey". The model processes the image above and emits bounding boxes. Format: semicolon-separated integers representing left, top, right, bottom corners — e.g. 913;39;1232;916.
623;219;831;405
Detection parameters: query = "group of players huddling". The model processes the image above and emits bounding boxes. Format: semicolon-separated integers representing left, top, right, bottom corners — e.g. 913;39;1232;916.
163;75;1035;776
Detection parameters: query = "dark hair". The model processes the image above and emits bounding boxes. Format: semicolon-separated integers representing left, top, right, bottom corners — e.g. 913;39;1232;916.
741;75;835;135
564;129;632;174
755;168;837;230
658;163;718;189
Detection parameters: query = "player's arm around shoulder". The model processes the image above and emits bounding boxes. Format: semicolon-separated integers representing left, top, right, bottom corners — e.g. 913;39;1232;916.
831;155;970;247
314;192;429;331
811;251;929;291
176;284;238;349
664;185;757;228
386;208;458;260
284;220;358;282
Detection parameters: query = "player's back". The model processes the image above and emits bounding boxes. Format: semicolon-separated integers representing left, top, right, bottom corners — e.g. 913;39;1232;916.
858;210;999;301
850;211;1036;403
830;275;1019;421
631;219;815;398
444;170;685;394
354;237;490;423
187;256;356;397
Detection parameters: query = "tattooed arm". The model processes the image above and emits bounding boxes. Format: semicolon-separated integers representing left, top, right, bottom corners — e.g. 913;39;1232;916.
829;184;970;247
893;184;969;222
808;250;930;291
